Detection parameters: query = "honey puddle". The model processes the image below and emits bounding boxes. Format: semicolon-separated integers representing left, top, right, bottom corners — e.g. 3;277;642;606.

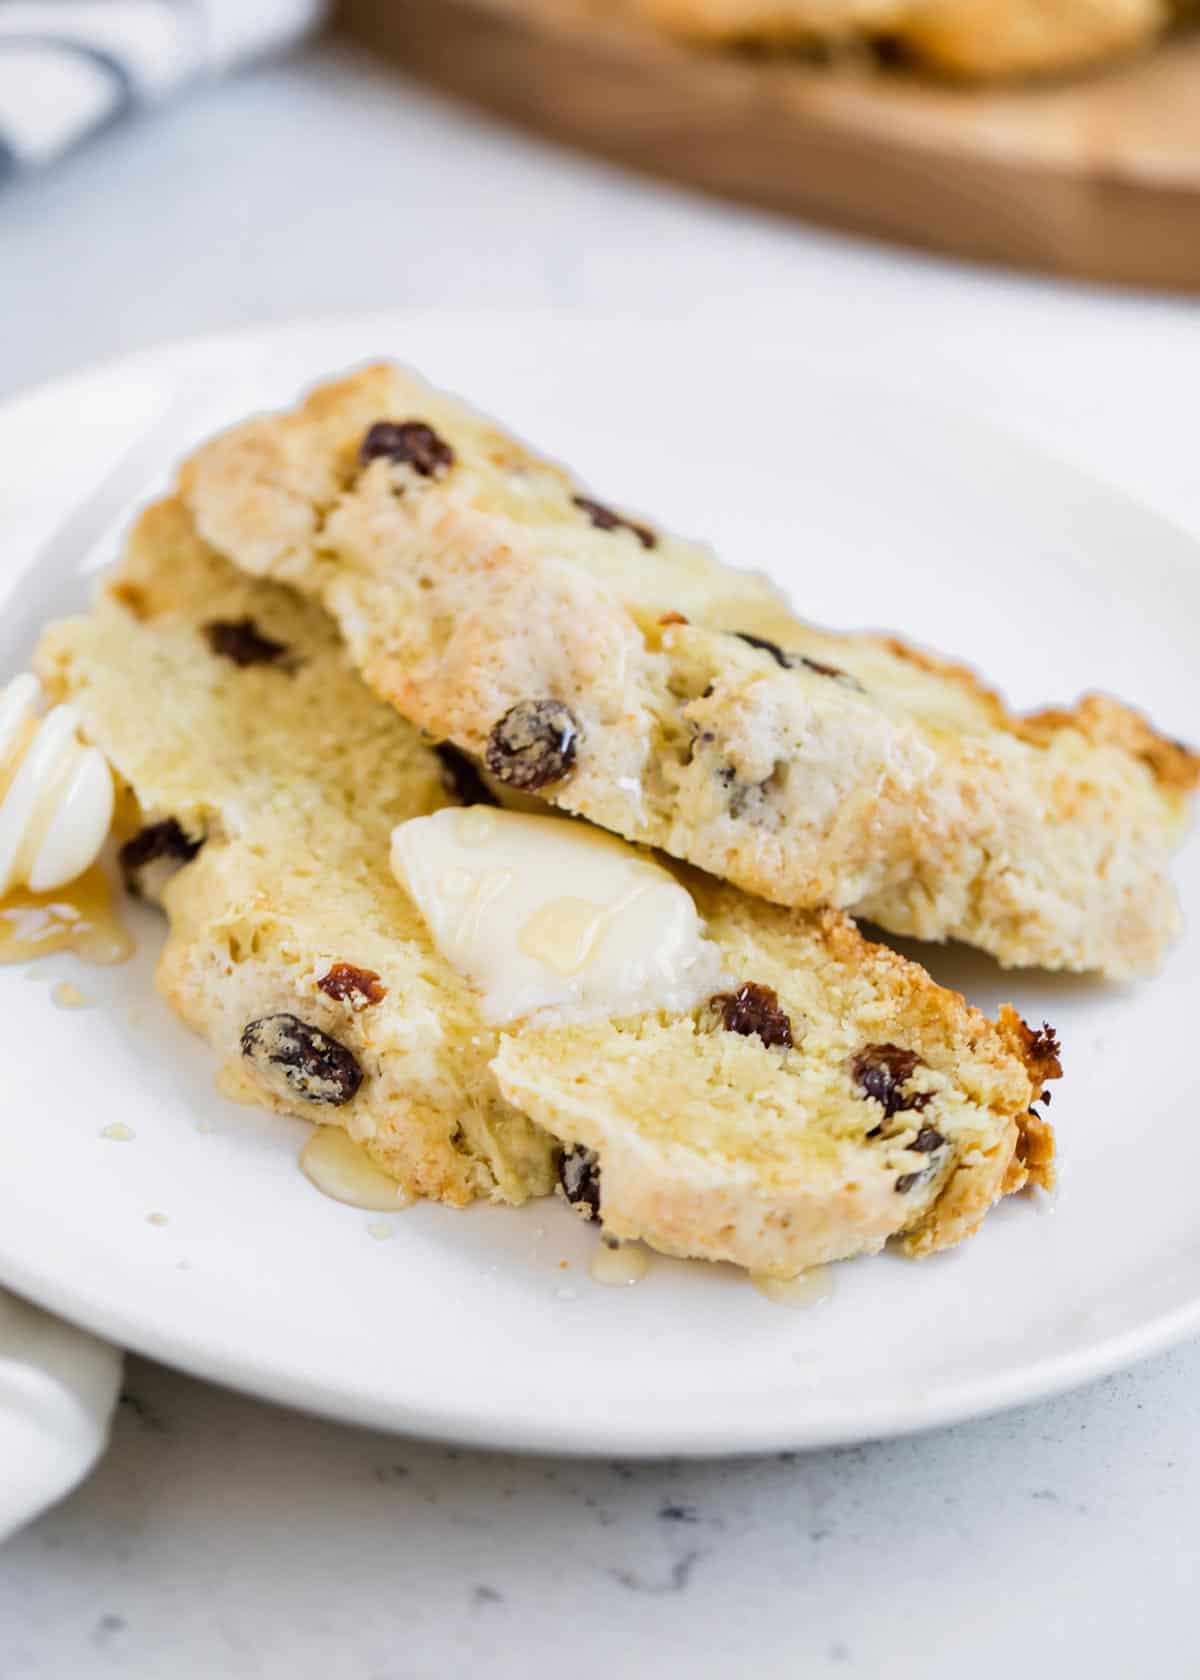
300;1127;414;1213
750;1266;835;1308
0;865;133;966
589;1237;651;1287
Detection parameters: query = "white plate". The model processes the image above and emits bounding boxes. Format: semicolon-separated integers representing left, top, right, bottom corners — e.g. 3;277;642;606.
2;315;1198;1457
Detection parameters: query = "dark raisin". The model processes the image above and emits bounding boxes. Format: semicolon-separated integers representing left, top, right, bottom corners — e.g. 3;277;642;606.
485;699;579;791
711;983;793;1050
894;1171;926;1194
799;655;851;681
435;742;499;807
558;1146;601;1220
204;617;289;669
317;963;386;1007
735;632;791;669
734;632;853;685
241;1014;362;1106
910;1126;945;1154
360;420;454;478
1029;1023;1062;1066
571;494;656;550
119;819;203;902
1041;1089;1052;1106
853;1044;930;1120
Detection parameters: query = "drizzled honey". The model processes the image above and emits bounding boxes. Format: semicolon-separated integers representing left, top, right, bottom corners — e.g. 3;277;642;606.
750;1266;835;1308
0;864;134;967
299;1127;414;1213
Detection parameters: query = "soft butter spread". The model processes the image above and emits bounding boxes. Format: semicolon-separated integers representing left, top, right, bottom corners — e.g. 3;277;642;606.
0;673;113;897
391;806;726;1025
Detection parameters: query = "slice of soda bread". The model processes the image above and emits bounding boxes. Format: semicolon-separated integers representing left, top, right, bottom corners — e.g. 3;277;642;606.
177;363;1198;980
35;497;1057;1275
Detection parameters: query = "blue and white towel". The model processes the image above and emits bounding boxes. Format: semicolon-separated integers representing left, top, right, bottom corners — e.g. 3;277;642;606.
0;0;328;178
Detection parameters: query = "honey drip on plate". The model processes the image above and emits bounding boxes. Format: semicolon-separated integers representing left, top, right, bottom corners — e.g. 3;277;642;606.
300;1127;414;1213
750;1266;835;1307
589;1237;651;1287
0;864;133;966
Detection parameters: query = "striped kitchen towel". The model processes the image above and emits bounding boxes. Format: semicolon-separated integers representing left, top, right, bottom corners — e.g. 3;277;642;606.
0;0;329;179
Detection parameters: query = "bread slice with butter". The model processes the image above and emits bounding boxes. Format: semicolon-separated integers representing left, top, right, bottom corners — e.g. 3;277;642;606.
35;497;1057;1276
177;362;1197;980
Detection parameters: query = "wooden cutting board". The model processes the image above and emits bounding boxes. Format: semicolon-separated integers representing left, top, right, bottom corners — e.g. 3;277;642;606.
339;0;1200;291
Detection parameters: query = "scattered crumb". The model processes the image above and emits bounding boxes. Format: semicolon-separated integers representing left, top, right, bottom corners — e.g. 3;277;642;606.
558;1259;569;1271
52;981;91;1009
366;1219;394;1241
146;1212;168;1227
101;1123;135;1142
196;1118;216;1134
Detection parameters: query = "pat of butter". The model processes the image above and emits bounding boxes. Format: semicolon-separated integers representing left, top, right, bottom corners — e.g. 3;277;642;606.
391;807;726;1025
0;673;114;897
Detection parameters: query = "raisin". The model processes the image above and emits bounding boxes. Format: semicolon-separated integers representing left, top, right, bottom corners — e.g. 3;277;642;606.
204;617;289;669
853;1044;930;1120
485;699;579;791
894;1171;926;1194
435;742;499;807
241;1014;362;1106
119;819;203;902
910;1126;945;1154
1029;1022;1061;1068
800;655;850;681
317;963;386;1008
734;632;853;685
572;494;656;550
360;420;454;478
711;983;793;1050
735;631;792;669
559;1146;601;1220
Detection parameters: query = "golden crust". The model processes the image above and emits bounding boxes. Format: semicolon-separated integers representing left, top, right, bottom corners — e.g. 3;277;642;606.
1017;693;1200;797
179;363;1196;979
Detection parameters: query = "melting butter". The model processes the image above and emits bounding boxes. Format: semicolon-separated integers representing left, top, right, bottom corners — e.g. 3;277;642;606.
300;1127;414;1213
0;673;113;896
750;1267;835;1307
0;864;133;967
391;807;726;1025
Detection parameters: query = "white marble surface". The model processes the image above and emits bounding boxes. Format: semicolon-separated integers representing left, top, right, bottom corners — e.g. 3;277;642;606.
2;35;1200;1678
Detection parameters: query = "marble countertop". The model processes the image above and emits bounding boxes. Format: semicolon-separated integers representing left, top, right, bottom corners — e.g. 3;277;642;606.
2;36;1199;1678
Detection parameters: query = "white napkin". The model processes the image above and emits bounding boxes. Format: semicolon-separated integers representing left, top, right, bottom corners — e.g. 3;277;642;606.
0;1289;122;1541
0;0;329;177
